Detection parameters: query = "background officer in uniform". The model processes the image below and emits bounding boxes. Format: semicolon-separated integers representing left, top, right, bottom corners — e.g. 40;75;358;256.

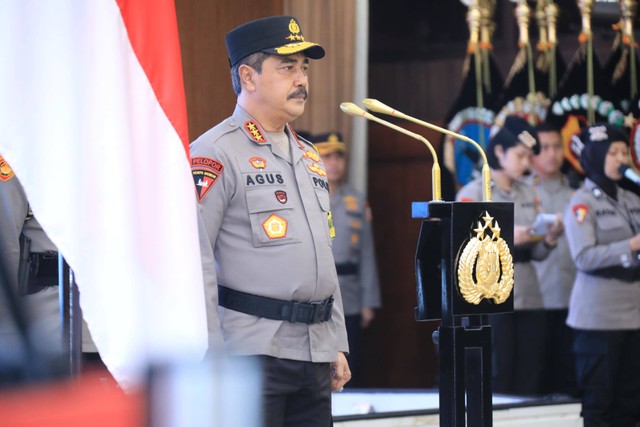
191;16;350;426
457;115;562;395
564;124;640;426
0;155;62;379
527;123;577;398
312;132;381;388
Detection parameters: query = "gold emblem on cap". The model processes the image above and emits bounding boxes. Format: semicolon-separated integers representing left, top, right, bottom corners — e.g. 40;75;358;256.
328;133;339;142
285;18;304;42
457;211;514;305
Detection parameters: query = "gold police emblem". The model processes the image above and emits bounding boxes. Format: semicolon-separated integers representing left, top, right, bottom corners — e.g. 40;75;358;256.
457;211;513;305
288;19;300;35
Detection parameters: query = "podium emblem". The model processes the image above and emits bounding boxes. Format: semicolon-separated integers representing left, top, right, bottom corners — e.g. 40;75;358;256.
457;211;513;305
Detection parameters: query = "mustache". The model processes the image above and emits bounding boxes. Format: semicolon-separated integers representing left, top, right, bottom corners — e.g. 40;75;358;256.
288;87;308;100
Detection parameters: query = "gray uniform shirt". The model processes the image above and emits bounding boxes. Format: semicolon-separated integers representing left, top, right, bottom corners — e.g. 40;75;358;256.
0;166;61;357
527;174;576;309
191;105;348;362
457;177;552;310
330;184;381;316
564;179;640;330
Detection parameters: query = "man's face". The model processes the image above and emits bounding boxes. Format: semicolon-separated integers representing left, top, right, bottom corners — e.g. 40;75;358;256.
533;130;564;176
320;151;346;184
251;53;309;123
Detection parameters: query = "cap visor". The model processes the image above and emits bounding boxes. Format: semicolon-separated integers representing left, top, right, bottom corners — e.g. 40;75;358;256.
264;42;325;59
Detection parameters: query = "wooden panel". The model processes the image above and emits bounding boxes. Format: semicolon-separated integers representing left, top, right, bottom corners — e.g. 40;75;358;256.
360;121;444;388
175;1;283;142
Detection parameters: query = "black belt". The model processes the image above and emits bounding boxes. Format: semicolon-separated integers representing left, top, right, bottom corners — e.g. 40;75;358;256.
21;251;59;295
335;262;358;276
218;285;333;324
586;266;640;283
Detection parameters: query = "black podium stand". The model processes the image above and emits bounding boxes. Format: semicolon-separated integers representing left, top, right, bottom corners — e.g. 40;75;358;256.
413;201;514;427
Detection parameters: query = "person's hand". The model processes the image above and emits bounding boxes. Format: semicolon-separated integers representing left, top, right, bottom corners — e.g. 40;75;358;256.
630;233;640;251
544;214;563;247
514;225;533;245
330;352;351;392
360;307;375;328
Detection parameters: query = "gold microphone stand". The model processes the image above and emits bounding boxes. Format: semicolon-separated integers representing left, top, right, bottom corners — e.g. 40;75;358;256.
348;99;515;427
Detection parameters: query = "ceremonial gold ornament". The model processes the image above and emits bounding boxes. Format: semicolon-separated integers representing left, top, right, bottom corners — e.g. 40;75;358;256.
578;0;593;39
458;212;514;305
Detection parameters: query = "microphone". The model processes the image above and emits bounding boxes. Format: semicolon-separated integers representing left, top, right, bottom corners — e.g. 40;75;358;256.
340;102;442;201
362;98;492;201
619;165;640;186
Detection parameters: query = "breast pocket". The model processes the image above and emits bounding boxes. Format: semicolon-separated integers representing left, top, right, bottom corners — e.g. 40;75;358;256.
314;188;333;247
597;216;627;243
246;189;301;247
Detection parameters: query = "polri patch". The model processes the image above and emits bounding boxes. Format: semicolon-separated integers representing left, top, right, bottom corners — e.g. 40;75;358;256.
572;204;589;224
245;120;266;143
192;157;224;202
0;156;14;182
275;190;288;204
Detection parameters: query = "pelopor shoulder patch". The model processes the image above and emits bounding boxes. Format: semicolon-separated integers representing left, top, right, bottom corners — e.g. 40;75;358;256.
572;204;589;224
0;155;15;182
192;157;224;202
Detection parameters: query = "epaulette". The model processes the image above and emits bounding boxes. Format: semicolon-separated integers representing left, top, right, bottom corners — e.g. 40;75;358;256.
190;117;240;148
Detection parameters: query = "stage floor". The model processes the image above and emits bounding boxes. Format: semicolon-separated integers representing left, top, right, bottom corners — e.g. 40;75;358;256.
332;389;582;426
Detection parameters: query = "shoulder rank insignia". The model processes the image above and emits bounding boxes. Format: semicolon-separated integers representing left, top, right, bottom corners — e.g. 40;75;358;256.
0;156;15;182
262;213;288;239
303;150;321;162
244;120;266;143
307;162;327;177
572;204;589;224
191;157;224;202
457;211;514;305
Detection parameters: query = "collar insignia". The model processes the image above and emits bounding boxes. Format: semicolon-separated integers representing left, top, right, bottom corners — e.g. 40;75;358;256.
0;156;15;182
303;150;320;162
244;120;266;143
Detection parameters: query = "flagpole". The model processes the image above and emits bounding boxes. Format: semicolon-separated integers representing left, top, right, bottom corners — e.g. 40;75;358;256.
60;257;82;376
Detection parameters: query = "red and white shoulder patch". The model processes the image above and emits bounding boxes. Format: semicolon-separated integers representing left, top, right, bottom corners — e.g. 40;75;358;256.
0;155;15;182
191;157;224;202
572;204;589;224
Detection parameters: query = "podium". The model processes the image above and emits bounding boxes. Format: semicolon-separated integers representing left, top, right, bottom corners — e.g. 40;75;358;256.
413;200;514;427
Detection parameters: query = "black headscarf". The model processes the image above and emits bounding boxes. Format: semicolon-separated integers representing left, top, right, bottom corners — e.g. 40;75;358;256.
486;115;540;170
577;124;629;199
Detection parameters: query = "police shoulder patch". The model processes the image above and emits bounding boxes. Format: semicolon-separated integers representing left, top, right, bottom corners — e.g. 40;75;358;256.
0;155;15;182
572;204;589;224
191;157;224;202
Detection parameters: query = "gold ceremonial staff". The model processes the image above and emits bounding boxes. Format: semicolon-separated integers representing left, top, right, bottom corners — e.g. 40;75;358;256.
362;98;492;202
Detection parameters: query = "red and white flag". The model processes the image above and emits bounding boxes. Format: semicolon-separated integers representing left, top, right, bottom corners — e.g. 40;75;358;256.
0;0;208;387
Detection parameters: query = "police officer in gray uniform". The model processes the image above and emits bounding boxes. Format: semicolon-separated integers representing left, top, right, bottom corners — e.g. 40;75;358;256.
0;155;62;375
528;123;577;397
457;116;561;395
191;16;350;427
313;132;381;388
564;124;640;426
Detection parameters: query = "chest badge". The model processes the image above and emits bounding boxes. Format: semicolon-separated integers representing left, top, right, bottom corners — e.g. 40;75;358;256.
0;155;15;182
275;190;287;204
457;212;514;305
249;157;267;169
262;214;288;239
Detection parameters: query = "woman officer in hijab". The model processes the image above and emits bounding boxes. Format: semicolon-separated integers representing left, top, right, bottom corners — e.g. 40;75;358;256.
564;124;640;426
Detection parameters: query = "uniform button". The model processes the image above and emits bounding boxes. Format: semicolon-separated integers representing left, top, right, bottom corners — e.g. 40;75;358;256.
229;119;236;126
